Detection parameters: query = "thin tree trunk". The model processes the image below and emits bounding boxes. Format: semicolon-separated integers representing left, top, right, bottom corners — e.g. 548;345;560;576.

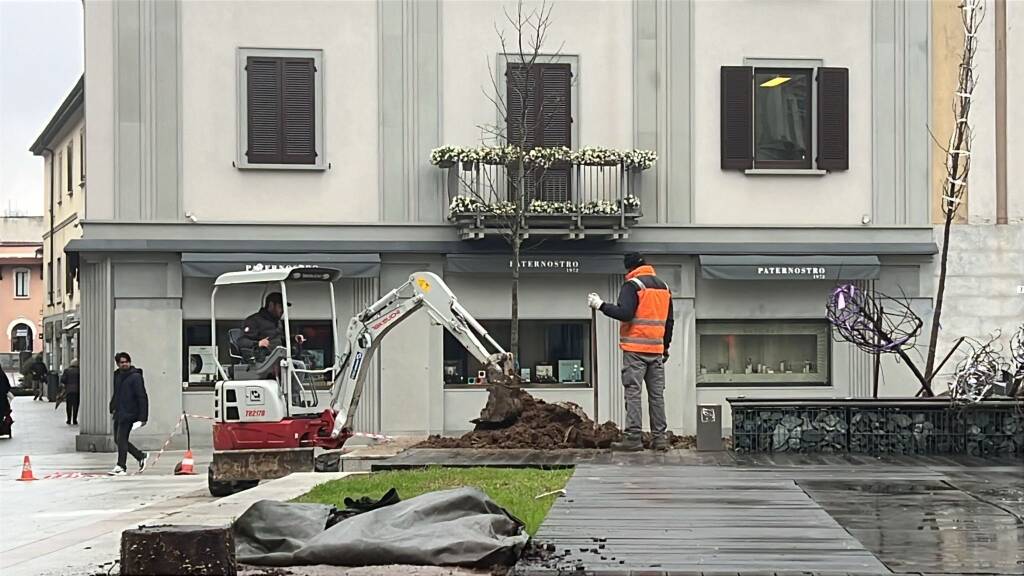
923;211;954;396
511;235;521;367
872;304;883;399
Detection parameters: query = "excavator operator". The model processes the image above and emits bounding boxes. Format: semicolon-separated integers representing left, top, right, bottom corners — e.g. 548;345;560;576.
238;292;306;362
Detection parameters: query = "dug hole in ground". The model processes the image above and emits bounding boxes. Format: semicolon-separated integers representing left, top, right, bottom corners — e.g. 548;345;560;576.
419;388;696;449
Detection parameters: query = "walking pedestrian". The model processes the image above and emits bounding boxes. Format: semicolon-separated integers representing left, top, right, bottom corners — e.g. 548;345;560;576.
0;369;13;438
587;253;674;452
108;352;149;476
60;359;81;425
24;354;48;401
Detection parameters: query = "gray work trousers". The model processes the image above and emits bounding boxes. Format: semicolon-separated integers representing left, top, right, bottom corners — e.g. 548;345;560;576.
621;351;667;437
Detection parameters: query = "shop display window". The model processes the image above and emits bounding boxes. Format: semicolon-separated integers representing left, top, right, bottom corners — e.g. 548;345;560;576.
182;320;335;388
696;320;830;387
444;319;591;388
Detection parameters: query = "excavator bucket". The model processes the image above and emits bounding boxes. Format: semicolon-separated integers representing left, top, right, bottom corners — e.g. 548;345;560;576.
475;382;524;429
473;369;524;429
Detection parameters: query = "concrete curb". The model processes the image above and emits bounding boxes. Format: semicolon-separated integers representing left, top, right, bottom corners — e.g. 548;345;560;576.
160;472;358;527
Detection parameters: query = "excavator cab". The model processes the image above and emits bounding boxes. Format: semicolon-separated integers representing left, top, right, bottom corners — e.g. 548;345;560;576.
207;267;522;496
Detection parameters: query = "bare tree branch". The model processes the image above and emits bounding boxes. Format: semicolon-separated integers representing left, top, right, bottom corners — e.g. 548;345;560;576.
925;0;985;386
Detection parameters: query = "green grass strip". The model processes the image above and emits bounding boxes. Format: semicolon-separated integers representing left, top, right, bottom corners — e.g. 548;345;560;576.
295;466;573;536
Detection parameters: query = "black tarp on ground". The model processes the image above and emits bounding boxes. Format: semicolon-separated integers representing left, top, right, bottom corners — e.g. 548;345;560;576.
234;488;529;568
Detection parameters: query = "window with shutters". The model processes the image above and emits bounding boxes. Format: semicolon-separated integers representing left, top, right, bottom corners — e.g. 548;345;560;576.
721;62;848;173
66;141;74;195
237;48;324;170
79;128;85;184
14;268;30;299
503;58;576;202
56;151;63;206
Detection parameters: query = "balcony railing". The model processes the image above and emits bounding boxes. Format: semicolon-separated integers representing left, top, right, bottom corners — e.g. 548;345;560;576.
442;161;645;240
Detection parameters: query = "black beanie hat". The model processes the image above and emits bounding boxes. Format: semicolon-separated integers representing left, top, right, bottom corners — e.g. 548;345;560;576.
624;253;646;271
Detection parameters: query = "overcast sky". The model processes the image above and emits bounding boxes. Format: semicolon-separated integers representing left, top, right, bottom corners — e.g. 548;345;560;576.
0;0;83;217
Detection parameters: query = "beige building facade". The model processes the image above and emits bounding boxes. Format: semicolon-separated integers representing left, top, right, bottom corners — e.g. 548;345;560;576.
31;77;85;378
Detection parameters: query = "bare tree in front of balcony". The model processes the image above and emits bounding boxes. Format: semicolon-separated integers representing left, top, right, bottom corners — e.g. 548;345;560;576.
923;0;985;393
458;0;568;363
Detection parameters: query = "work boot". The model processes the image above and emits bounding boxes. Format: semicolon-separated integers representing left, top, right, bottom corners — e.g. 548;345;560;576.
651;435;670;452
610;434;643;452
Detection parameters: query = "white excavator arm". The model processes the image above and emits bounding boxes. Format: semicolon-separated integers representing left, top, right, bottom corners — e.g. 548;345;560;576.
328;271;513;439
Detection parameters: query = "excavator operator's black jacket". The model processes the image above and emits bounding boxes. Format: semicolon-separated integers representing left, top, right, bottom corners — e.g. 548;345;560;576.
238;308;284;359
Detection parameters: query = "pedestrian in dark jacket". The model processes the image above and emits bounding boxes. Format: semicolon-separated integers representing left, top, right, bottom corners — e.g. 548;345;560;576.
0;369;12;437
108;352;149;476
23;354;48;401
61;359;81;425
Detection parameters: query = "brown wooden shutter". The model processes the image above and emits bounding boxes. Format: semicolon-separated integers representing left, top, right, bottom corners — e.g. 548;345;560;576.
66;142;73;192
79;129;85;180
246;57;283;164
720;66;753;170
505;62;574;201
539;64;571;147
281;57;316;164
816;67;849;171
506;63;538;149
537;64;572;201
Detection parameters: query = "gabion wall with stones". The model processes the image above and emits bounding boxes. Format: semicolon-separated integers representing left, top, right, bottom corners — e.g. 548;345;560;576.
731;401;1023;457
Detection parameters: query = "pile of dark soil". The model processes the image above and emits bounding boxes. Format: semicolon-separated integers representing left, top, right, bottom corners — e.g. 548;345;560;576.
417;390;696;450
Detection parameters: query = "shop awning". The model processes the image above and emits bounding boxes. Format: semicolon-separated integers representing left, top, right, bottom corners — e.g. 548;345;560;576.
181;253;380;279
63;321;80;332
445;254;625;275
699;255;880;281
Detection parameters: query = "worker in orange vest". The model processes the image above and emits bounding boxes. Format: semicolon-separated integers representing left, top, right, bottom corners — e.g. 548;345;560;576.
588;253;674;451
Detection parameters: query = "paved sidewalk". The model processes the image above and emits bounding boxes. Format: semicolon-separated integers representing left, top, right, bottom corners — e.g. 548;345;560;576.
6;471;355;576
0;396;216;576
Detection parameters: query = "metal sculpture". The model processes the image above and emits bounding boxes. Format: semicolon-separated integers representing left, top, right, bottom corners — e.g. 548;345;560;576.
1008;324;1024;396
950;333;1006;402
826;284;931;396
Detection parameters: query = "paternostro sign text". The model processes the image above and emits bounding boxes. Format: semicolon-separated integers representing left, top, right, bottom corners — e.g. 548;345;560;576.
511;259;581;273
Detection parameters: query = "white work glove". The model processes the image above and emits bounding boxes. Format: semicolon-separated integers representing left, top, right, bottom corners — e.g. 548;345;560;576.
587;293;603;310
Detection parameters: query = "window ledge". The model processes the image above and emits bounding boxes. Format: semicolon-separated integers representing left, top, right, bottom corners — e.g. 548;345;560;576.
745;168;827;176
14;295;30;300
236;162;327;172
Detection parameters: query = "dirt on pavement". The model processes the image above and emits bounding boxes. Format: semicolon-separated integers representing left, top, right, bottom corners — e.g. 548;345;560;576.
417;390;695;450
238;566;491;576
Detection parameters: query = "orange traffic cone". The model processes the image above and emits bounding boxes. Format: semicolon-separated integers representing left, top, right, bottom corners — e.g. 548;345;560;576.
175;450;195;475
17;455;38;481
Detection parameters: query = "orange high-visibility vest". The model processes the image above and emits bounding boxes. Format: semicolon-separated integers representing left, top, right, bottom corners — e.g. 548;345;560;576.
619;265;671;354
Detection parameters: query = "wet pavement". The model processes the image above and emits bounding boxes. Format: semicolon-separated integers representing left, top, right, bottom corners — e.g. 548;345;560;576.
0;397;213;575
385;449;1023;575
801;478;1024;575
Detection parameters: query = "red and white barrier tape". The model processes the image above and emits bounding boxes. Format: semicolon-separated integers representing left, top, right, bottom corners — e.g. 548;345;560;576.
137;414;186;475
43;471;107;480
352;431;394;442
183;413;215;420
